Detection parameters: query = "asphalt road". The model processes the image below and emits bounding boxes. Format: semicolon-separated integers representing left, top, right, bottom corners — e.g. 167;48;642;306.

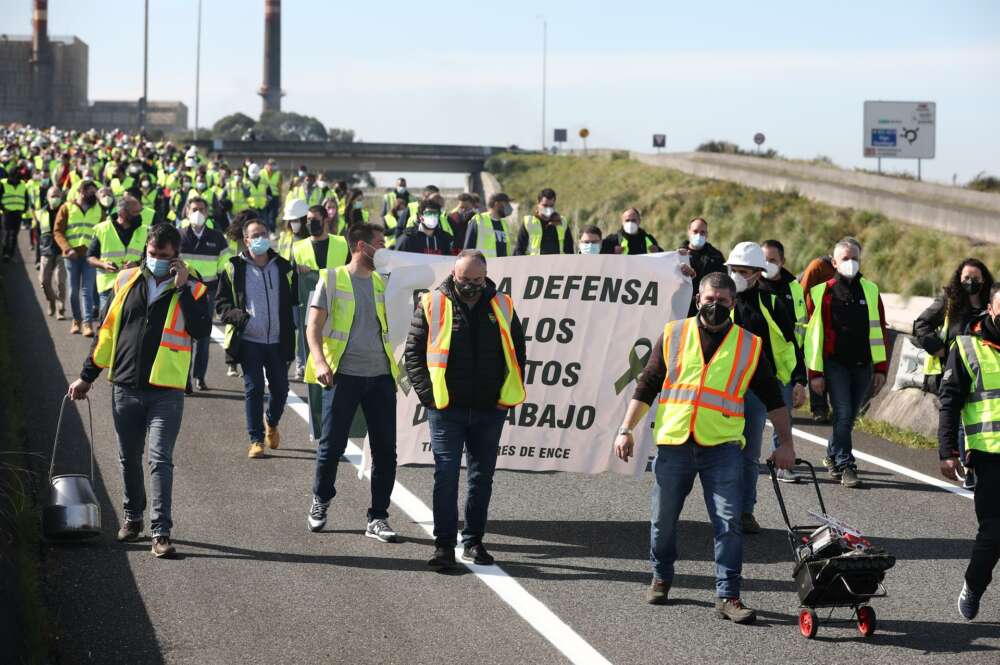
5;234;998;665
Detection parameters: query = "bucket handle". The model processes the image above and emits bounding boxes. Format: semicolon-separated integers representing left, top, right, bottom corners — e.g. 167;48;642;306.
49;395;95;484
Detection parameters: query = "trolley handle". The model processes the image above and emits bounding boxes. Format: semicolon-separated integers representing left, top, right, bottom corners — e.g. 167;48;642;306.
767;459;827;532
49;395;96;483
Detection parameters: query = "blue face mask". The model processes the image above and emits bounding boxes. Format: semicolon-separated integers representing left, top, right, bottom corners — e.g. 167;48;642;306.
248;236;271;255
579;242;600;255
146;256;171;278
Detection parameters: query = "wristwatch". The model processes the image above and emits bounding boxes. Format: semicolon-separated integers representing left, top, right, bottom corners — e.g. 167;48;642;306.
617;427;633;437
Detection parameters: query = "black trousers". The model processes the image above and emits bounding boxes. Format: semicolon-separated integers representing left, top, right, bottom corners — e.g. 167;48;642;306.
2;211;22;258
966;454;1000;593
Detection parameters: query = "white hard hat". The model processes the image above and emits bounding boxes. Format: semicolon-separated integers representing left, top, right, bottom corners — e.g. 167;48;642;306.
283;198;309;220
725;241;768;270
247;163;261;179
186;146;197;157
184;157;196;168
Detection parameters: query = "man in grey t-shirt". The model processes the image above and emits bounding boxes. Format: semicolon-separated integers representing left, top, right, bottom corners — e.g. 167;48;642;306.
304;223;399;544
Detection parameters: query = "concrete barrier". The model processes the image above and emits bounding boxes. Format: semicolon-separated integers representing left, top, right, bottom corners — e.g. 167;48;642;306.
632;152;1000;244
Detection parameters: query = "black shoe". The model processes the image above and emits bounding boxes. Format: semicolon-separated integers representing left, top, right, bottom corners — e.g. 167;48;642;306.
184;380;193;396
428;546;456;570
194;378;209;391
822;456;842;480
812;411;831;424
958;582;982;620
461;543;495;566
741;513;761;534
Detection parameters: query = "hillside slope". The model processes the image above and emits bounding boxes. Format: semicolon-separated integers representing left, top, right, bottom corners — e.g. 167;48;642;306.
487;153;1000;296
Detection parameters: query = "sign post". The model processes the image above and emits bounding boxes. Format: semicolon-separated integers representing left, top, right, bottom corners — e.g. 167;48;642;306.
863;101;936;180
753;132;766;154
553;128;567;154
579;128;590;154
652;134;666;154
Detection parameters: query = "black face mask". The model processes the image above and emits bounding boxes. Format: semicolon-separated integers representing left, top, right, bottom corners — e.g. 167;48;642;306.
962;280;982;295
455;280;484;299
83;193;98;206
699;302;731;327
308;218;324;236
128;214;143;226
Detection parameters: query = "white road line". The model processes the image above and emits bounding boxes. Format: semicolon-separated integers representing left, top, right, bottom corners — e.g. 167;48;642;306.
210;326;612;665
789;426;973;501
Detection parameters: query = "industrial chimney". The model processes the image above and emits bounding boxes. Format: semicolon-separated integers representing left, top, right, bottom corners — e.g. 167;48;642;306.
259;0;283;113
30;0;53;126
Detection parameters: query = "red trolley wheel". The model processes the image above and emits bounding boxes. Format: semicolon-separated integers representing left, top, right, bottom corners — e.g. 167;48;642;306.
799;608;818;639
857;606;877;638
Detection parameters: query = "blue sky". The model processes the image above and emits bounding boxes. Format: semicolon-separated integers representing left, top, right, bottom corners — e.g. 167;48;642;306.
3;1;998;184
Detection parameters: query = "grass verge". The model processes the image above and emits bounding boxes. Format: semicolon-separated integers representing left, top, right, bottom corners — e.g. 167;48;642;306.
0;280;52;664
486;153;1000;297
856;417;937;450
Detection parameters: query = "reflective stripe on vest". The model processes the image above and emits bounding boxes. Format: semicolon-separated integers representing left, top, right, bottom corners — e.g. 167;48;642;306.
291;236;349;271
653;318;762;447
93;221;149;293
955;335;1000;454
303;267;398;384
65;203;103;247
523;215;567;255
92;268;208;390
471;213;510;258
788;280;807;348
804;278;886;373
761;292;796;385
420;290;526;409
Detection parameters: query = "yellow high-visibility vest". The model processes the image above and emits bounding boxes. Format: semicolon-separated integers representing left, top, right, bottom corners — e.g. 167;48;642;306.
93;268;208;390
304;266;398;384
653;317;762;446
92;221;149;293
420;289;525;409
804;279;886;372
954;334;1000;454
291;235;349;271
64;202;103;248
522;214;568;255
470;212;511;258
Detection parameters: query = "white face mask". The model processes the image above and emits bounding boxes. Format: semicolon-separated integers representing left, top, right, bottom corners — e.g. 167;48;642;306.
837;259;860;279
540;206;555;218
764;261;780;280
290;221;302;233
622;221;639;235
317;179;327;189
729;270;749;293
98;194;114;208
688;232;707;250
579;241;600;255
421;214;440;229
189;211;206;228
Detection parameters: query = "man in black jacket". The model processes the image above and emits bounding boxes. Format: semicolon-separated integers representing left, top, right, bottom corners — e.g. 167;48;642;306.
216;219;298;459
68;223;212;558
404;250;527;570
679;217;727;316
395;196;453;255
938;284;1000;621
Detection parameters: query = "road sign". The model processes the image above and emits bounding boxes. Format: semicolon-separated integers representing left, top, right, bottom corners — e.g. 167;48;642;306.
652;134;666;148
863;101;935;159
753;132;765;146
553;128;567;143
579;128;590;139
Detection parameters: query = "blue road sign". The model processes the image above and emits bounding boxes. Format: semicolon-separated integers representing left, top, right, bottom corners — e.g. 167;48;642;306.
871;129;896;147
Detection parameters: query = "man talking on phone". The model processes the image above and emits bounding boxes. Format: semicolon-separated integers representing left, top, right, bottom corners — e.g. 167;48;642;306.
68;223;212;558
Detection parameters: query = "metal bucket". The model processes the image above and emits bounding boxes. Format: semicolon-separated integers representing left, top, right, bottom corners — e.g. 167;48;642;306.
43;396;101;541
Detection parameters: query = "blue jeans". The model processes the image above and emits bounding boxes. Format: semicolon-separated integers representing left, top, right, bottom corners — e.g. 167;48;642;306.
651;442;744;598
825;358;873;470
312;374;397;520
239;341;289;443
190;291;215;381
769;382;795;453
293;305;307;371
427;407;507;547
740;390;768;515
111;385;184;536
97;289;112;317
66;253;97;323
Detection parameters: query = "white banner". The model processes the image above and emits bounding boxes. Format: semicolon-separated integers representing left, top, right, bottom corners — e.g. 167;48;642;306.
376;250;693;476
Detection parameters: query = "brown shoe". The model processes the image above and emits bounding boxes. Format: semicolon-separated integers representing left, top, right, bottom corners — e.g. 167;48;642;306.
715;597;757;624
151;535;176;558
70;319;81;334
81;321;95;337
646;579;670;605
265;423;281;450
116;520;143;542
248;441;267;459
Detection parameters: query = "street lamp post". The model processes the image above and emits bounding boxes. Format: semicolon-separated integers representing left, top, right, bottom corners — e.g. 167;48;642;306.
538;16;547;152
194;0;202;139
139;0;149;130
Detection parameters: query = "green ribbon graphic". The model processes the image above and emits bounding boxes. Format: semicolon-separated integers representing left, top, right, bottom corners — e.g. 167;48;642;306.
614;338;652;395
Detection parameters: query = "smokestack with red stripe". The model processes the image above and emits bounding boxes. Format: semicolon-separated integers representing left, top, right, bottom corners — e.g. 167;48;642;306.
30;0;53;126
259;0;283;113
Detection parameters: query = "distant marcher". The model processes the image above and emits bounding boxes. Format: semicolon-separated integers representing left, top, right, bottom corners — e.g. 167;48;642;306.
679;217;726;315
465;193;514;257
602;207;661;255
515;188;574;255
396;196;454;255
36;186;68;318
800;253;838;422
578;225;603;255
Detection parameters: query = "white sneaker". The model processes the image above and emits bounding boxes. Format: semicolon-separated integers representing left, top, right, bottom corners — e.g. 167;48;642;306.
293;365;305;381
227;365;239;377
308;496;330;532
776;468;802;483
365;518;399;543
